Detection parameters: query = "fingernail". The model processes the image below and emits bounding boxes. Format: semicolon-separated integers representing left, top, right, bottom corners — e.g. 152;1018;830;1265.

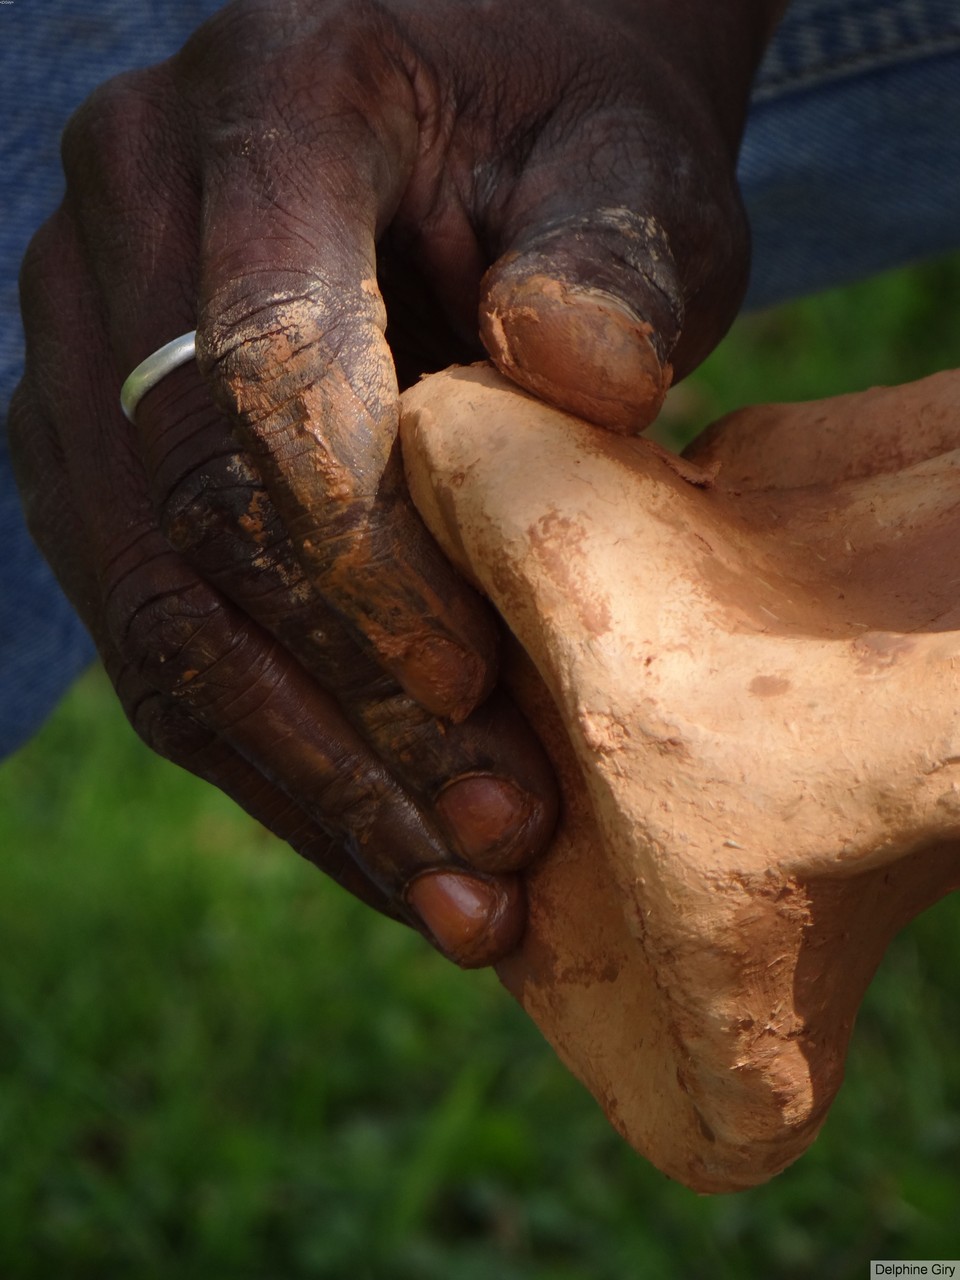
401;636;490;723
406;869;524;968
436;776;537;868
482;274;672;434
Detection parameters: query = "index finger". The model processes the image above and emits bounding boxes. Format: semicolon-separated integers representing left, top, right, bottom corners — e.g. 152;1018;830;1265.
188;33;497;722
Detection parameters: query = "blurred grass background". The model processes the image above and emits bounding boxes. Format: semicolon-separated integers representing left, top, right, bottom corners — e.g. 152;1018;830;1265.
3;255;960;1279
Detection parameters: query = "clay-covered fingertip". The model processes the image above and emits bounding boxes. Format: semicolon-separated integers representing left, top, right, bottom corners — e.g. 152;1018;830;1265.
405;869;525;969
399;634;496;723
480;273;672;435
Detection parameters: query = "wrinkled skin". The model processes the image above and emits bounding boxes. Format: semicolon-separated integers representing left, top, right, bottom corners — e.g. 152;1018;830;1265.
9;0;783;964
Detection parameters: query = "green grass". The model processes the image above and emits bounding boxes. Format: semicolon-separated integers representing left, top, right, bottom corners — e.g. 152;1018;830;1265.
658;253;960;449
3;257;960;1278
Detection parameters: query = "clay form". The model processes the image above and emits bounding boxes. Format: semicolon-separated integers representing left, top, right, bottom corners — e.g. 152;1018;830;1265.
399;362;960;1193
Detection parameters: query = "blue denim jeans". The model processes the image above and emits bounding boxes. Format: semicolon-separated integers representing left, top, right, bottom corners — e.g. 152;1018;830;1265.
1;0;959;757
742;0;960;307
0;0;227;758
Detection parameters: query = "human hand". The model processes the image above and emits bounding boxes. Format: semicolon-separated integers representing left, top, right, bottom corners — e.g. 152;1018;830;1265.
9;0;781;964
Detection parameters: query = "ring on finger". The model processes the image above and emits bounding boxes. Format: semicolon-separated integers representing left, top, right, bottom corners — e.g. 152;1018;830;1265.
120;330;197;423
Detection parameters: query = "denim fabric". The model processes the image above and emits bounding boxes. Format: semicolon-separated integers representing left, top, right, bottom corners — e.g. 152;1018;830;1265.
0;0;224;758
1;0;959;757
0;438;96;756
741;0;960;307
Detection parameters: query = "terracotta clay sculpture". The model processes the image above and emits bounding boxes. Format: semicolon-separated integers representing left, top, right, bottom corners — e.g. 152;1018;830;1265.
399;362;960;1193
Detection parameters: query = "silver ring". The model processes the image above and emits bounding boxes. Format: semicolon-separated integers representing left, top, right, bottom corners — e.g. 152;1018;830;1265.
120;330;197;423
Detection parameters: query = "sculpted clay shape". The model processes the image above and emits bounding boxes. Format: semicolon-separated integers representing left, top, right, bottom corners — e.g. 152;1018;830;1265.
399;363;960;1193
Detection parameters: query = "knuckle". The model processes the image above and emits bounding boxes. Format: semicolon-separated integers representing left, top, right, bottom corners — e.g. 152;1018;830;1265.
17;214;65;304
196;291;395;507
61;72;149;174
310;768;370;834
17;208;81;348
197;264;387;387
157;451;261;555
125;687;212;763
60;75;128;157
103;558;222;691
59;67;179;207
179;0;392;93
123;592;211;682
198;281;336;394
103;554;288;732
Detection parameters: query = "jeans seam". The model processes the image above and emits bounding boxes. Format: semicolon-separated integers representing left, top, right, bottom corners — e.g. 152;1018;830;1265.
752;32;960;103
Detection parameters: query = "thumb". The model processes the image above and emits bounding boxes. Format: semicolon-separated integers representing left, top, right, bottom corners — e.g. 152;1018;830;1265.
479;207;683;435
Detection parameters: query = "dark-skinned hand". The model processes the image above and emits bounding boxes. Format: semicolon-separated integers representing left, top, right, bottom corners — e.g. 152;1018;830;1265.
9;0;785;966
